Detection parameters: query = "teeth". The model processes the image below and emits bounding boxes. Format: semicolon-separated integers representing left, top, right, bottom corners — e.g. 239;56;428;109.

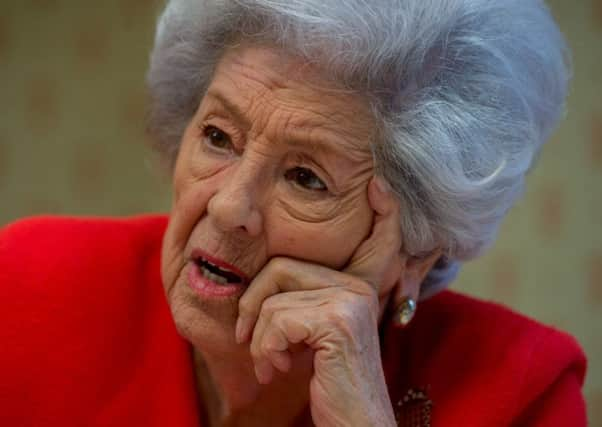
216;264;234;274
200;266;228;285
198;257;243;284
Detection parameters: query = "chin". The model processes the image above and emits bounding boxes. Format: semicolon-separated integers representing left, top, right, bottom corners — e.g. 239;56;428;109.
167;264;250;355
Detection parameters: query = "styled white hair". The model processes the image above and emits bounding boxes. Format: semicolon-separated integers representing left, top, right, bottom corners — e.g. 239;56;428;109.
147;0;570;296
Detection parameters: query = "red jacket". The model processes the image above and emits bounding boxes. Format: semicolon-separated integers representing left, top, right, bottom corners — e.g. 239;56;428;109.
0;215;587;426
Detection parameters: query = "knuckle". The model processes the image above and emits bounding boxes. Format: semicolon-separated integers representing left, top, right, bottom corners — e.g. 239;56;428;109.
347;275;370;292
260;297;278;315
267;256;292;278
260;337;275;354
271;310;286;329
327;304;356;333
266;256;283;272
345;277;376;300
328;295;375;333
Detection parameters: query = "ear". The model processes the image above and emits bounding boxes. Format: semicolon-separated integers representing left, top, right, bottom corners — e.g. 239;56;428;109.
379;248;442;319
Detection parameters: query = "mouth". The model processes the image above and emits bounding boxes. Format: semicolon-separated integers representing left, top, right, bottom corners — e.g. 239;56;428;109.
191;249;249;286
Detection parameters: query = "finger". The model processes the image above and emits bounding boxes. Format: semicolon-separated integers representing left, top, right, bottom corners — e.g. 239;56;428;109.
267;349;292;373
236;259;352;343
252;307;310;384
257;316;293;373
254;357;275;385
249;290;330;376
344;175;402;291
249;296;289;378
252;296;374;384
368;175;395;216
250;290;323;346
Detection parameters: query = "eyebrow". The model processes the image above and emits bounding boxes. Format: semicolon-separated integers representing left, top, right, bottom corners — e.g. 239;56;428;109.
205;90;252;131
204;90;372;162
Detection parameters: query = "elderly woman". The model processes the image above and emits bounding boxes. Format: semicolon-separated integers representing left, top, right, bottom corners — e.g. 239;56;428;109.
0;0;587;426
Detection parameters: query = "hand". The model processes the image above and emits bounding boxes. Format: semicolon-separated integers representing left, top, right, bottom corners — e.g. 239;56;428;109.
235;176;401;427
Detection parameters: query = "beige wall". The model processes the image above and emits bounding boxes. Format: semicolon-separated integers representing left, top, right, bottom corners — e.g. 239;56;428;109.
1;0;600;423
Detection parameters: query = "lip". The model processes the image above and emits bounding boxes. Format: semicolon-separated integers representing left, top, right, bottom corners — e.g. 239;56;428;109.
187;261;247;298
190;248;250;284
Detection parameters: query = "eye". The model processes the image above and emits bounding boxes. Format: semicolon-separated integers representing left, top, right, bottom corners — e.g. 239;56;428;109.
285;167;328;192
203;125;232;151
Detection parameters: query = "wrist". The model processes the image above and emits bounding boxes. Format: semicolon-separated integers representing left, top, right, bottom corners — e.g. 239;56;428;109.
344;398;397;427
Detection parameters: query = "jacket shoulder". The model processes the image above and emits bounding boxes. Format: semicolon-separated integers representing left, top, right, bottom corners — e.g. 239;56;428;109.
387;291;587;426
0;215;177;425
0;214;168;254
1;214;167;271
416;291;586;375
0;213;168;320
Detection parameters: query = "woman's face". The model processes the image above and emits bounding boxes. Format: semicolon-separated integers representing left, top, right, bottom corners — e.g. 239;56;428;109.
162;45;379;353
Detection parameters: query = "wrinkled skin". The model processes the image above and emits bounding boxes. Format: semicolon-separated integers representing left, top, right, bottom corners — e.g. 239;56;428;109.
161;45;440;427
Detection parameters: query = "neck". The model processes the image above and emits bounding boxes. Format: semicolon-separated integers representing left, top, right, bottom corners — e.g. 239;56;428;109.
193;348;313;427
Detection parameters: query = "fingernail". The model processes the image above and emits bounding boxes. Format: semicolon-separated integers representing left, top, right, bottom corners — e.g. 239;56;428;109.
375;177;390;194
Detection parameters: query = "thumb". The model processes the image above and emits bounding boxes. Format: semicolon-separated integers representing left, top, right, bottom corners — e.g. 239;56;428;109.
344;176;402;291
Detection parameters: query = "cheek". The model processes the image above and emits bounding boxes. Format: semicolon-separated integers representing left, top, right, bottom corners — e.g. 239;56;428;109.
266;200;373;269
161;144;229;289
161;184;212;293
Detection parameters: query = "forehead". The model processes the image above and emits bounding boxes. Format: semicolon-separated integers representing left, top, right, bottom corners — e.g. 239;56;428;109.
205;45;375;153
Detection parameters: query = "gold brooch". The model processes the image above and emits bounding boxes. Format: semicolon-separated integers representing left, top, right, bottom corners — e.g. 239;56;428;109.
394;388;433;427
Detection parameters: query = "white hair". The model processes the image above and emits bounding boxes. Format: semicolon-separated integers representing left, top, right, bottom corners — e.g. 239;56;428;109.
147;0;570;296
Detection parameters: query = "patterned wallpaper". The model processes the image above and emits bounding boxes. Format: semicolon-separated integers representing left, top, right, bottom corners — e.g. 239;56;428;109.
1;0;600;423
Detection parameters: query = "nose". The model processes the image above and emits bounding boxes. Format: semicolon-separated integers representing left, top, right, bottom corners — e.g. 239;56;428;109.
206;164;264;237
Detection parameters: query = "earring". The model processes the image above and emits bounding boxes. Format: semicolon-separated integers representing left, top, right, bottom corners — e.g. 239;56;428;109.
394;297;417;328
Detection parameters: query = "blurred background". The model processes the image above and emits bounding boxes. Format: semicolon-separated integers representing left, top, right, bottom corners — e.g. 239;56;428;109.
0;0;600;423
